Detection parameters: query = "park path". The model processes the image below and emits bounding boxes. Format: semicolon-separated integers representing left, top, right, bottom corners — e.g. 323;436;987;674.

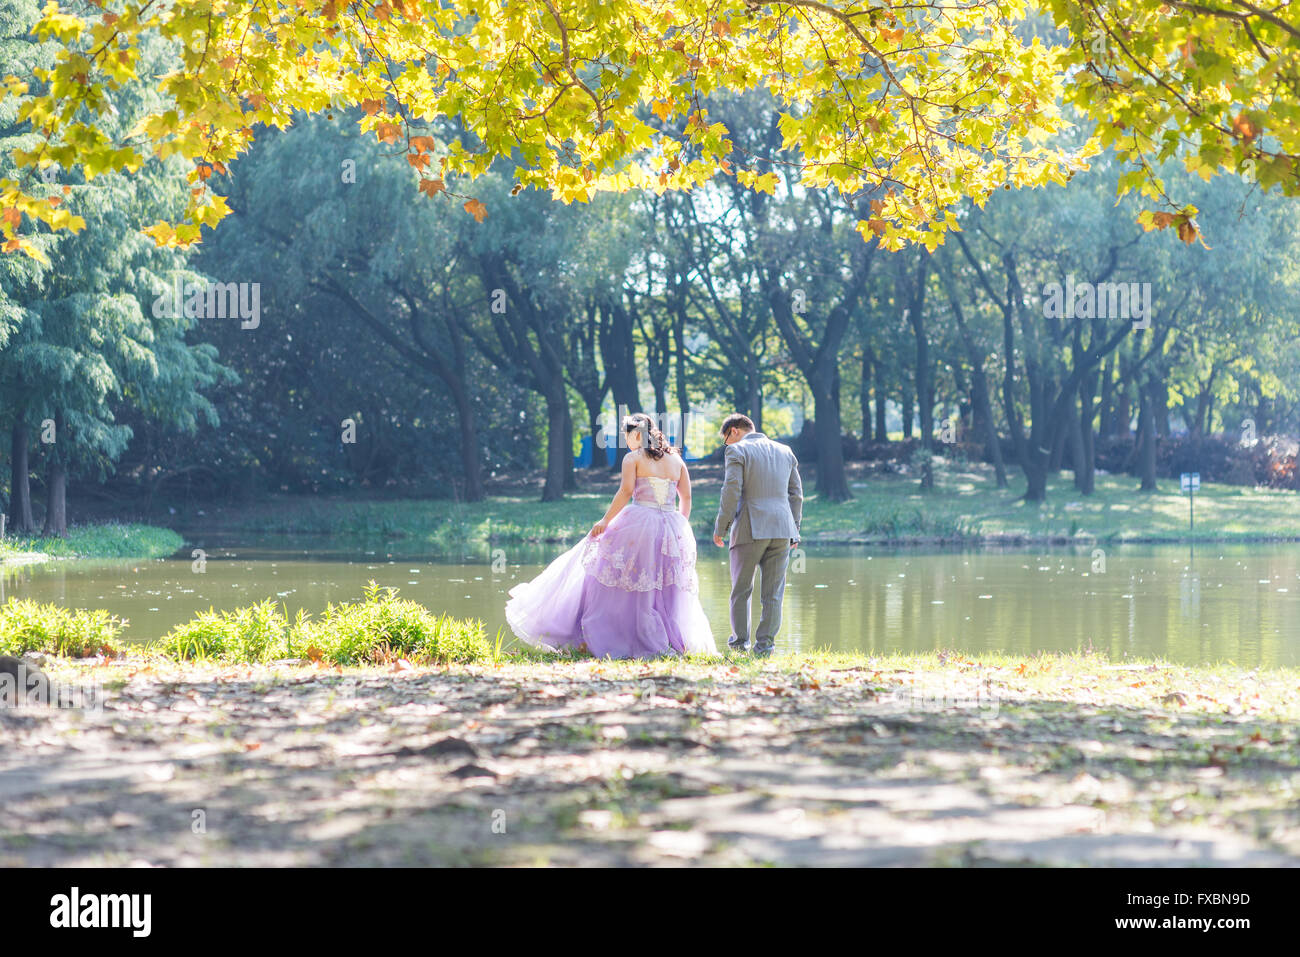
1;659;1296;866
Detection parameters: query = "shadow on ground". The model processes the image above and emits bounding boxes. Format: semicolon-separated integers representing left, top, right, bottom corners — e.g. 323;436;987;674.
1;662;1297;866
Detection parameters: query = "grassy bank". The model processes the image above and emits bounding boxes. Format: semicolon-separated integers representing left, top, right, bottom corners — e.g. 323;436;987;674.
0;522;183;565
6;649;1297;866
7;581;1300;700
168;464;1300;547
0;585;494;665
20;639;1300;716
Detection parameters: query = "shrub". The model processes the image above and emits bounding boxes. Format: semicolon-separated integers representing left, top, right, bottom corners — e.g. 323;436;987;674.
151;583;491;665
293;582;490;665
1158;434;1242;484
0;599;126;657
1249;437;1300;490
155;599;289;662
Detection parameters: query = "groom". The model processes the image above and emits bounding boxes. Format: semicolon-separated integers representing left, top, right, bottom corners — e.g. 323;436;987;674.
712;414;803;657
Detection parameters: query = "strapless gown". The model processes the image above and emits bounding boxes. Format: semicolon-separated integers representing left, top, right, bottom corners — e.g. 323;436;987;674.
505;475;717;658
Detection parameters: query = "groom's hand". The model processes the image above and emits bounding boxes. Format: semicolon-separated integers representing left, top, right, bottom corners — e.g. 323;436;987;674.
713;534;725;548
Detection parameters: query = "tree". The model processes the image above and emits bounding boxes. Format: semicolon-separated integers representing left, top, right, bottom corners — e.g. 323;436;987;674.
457;173;635;500
652;182;773;431
1;0;1085;260
1;10;228;534
0;0;61;532
757;187;879;502
204;114;497;501
948;156;1152;501
1046;1;1300;242
936;245;1008;488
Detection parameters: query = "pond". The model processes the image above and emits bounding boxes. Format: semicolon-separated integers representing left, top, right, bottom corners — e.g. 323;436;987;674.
3;535;1298;667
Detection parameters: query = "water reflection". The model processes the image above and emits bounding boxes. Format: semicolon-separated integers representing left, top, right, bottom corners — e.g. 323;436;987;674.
3;536;1298;667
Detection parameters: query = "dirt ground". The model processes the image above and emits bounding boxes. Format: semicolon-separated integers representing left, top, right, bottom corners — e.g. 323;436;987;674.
1;655;1297;866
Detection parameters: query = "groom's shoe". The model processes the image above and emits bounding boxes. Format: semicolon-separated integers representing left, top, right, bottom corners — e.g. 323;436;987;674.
752;640;775;658
726;636;749;655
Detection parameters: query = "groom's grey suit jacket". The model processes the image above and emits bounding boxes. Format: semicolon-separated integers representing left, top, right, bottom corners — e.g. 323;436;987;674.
713;432;803;547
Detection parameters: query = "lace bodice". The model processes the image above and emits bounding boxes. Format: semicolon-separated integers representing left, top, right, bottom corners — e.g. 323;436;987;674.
632;474;678;511
576;473;696;593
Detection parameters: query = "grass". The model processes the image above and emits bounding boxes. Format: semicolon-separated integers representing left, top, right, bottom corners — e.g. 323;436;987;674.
0;522;183;564
473;646;1300;718
152;582;494;665
24;615;1300;720
3;584;493;666
823;466;1300;544
173;463;1300;547
0;599;127;657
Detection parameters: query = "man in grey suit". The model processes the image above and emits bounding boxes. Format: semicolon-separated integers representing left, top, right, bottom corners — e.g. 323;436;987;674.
712;413;803;657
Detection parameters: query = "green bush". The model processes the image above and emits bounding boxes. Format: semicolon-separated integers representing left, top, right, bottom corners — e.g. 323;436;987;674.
152;583;491;665
0;598;126;657
155;599;289;662
293;582;491;665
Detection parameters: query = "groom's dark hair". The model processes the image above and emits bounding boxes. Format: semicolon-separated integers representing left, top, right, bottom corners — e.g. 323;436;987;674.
720;413;755;438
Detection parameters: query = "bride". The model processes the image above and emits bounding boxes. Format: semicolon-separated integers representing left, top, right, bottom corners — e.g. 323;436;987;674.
505;413;716;658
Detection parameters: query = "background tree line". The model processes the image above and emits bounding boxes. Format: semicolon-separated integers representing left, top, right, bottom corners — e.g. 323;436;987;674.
2;6;1299;529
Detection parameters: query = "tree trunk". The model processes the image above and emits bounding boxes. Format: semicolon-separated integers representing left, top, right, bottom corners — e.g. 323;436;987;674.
41;464;67;537
587;406;607;470
1049;402;1068;473
1191;389;1209;438
599;301;640;468
901;390;914;441
7;416;36;534
1098;354;1116;438
562;410;577;491
1114;387;1131;439
652;380;668;421
41;411;68;539
449;384;484;502
1068;395;1087;493
738;368;762;434
874;376;887;444
1153;378;1171;437
813;386;851;501
1137;382;1158;491
903;249;932;448
860;346;873;442
541;388;570;502
970;363;1007;488
909;317;933;450
916;332;933;448
1077;378;1097;496
1023;456;1048;502
672;314;690;456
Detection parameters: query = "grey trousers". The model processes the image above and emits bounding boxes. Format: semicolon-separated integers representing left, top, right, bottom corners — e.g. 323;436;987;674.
727;537;790;652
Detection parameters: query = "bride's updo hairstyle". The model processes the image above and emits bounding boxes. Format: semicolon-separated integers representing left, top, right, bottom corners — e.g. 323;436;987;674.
623;413;675;461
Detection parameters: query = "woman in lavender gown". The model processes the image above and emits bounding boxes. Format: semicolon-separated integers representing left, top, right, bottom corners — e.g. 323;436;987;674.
505;413;716;658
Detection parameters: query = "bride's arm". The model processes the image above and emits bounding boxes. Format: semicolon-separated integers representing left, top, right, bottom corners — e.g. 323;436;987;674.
591;452;637;537
676;456;692;520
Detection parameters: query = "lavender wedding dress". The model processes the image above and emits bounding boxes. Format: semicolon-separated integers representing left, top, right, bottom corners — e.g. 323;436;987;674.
505;475;717;658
